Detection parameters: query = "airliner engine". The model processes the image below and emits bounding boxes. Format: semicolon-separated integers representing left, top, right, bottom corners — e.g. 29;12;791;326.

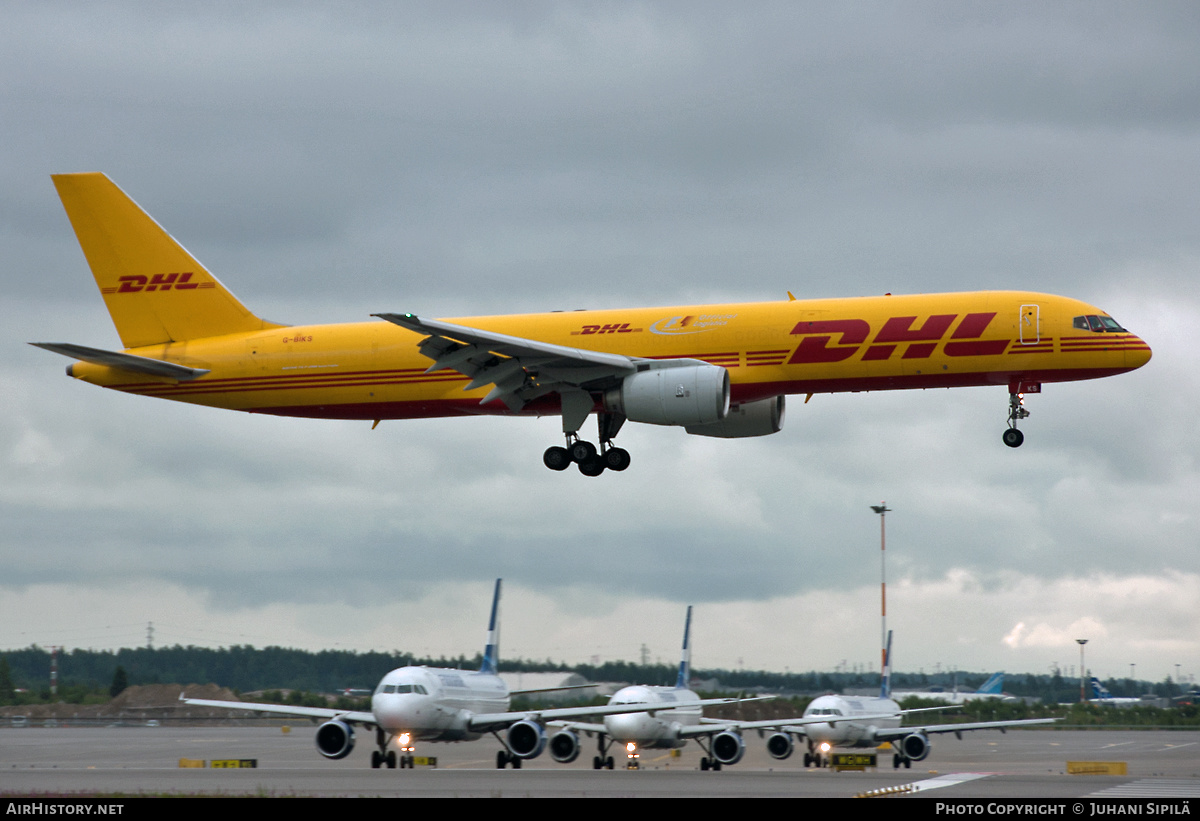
506;719;548;759
898;731;930;761
765;732;794;760
711;730;746;765
686;395;785;438
548;729;581;763
604;364;730;427
314;719;355;760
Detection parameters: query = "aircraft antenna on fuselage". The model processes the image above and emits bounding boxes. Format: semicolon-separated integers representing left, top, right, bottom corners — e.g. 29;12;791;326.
480;579;502;675
675;605;693;690
880;629;893;700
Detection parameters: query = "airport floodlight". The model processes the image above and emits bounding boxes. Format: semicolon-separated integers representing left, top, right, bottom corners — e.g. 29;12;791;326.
870;503;891;672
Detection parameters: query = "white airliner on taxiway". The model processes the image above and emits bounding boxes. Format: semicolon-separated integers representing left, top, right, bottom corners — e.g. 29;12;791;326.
767;632;1058;769
550;606;886;771
183;580;739;769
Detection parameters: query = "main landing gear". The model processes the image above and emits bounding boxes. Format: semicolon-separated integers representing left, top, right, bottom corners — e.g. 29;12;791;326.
544;410;630;476
892;752;913;769
496;749;523;769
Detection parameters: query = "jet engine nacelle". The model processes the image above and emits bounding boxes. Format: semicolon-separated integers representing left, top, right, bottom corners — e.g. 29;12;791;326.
506;719;548;759
711;730;746;766
899;732;930;762
548;729;581;763
686;395;785;438
604;364;730;427
765;732;794;760
314;719;356;760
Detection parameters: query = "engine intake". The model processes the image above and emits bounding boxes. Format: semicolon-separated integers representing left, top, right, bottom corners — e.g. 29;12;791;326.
686;395;785;438
604;364;729;427
314;719;355;760
766;732;794;760
506;719;548;759
548;729;581;763
899;732;930;762
711;730;745;765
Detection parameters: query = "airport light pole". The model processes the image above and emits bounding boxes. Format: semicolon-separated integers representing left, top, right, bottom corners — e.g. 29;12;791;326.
870;503;891;673
1076;639;1088;702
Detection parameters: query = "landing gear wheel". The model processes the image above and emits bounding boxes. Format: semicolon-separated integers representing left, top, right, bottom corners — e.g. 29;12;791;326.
700;757;710;771
496;750;509;769
1002;428;1024;448
605;756;614;770
386;750;397;769
543;446;571;470
803;752;812;767
593;755;603;769
603;447;630;471
371;750;382;769
569;440;597;463
893;754;901;769
578;456;605;476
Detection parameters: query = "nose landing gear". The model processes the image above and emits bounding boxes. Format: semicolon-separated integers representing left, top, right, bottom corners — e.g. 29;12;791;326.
1003;380;1039;448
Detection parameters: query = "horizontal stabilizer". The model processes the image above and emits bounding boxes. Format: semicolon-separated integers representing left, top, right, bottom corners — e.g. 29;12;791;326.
30;342;209;381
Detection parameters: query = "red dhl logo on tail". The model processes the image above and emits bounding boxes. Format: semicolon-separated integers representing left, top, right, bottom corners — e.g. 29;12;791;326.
788;313;1010;363
101;272;215;294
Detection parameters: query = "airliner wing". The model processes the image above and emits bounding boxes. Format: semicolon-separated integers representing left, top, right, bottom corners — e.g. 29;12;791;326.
374;312;700;414
182;697;376;726
685;712;901;737
869;717;1058;739
467;697;741;733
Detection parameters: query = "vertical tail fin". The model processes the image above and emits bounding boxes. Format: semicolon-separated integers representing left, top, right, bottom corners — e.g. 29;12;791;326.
977;672;1004;695
675;605;693;690
880;629;893;699
479;579;502;675
51;173;281;349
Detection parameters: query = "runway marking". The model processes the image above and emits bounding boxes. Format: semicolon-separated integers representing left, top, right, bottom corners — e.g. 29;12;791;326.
908;773;993;792
1089;779;1200;798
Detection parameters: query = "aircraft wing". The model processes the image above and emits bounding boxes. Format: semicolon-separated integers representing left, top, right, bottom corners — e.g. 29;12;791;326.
868;717;1059;740
374;312;705;416
684;712;901;738
182;697;376;726
466;697;742;733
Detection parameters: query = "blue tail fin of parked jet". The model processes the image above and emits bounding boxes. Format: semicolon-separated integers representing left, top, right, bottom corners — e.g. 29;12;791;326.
479;579;502;675
675;606;693;690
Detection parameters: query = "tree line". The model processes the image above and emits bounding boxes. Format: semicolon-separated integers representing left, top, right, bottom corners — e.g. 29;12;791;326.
0;644;1190;707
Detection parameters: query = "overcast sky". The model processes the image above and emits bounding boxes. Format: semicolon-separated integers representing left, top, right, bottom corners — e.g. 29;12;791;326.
2;2;1197;687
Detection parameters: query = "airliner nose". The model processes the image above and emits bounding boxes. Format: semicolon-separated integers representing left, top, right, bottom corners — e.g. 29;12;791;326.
1127;336;1152;369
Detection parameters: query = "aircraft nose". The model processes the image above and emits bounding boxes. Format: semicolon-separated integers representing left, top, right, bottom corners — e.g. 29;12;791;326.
1126;335;1152;369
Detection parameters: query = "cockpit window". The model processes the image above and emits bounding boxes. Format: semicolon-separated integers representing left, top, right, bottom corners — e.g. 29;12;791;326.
1073;315;1127;333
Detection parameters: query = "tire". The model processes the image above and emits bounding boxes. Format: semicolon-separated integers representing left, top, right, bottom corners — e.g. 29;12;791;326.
569;441;597;463
603;447;631;471
1002;428;1024;448
578;457;605;476
543;446;571;471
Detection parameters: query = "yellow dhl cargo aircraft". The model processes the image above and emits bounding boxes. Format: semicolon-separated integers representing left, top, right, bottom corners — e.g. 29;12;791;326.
34;173;1152;476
